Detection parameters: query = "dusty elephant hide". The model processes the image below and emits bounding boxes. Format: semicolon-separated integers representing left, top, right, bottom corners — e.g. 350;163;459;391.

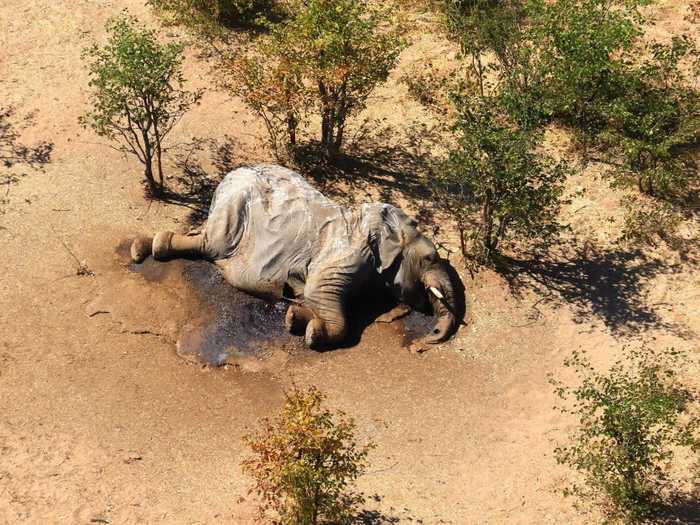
201;164;413;302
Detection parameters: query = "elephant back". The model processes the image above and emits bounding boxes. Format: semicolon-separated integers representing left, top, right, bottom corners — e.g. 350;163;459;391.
202;164;352;298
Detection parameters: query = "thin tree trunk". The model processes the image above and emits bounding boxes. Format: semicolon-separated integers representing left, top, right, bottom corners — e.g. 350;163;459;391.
142;132;157;196
155;141;164;188
287;112;297;146
152;115;165;189
144;156;157;195
481;193;493;262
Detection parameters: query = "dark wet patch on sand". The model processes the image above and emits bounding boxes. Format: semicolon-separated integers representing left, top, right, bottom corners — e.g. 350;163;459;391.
400;311;437;346
119;240;302;368
176;262;303;367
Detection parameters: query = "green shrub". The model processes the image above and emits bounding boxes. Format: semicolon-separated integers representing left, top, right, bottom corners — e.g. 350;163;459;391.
601;37;700;199
439;0;699;252
619;194;687;252
147;0;277;42
531;1;699;197
242;386;374;525
229;26;308;156
441;95;568;265
551;347;700;523
80;13;201;195
231;0;405;159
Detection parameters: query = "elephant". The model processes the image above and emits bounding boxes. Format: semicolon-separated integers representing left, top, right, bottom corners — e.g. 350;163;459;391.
130;164;463;349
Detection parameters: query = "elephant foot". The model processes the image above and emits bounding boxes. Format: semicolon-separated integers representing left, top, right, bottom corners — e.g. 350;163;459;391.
130;236;153;263
152;231;174;261
375;304;412;324
285;305;313;336
305;319;327;350
305;318;346;350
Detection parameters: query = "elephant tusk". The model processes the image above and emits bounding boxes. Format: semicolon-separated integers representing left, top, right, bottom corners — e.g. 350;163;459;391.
429;286;444;300
429;285;468;327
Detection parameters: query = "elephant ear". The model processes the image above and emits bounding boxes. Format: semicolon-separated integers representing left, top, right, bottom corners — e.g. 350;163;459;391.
375;205;419;272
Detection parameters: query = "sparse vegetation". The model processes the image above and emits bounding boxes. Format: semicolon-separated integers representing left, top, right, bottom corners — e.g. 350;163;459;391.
80;13;202;196
619;194;687;253
551;347;700;523
147;0;279;44
441;95;568;265
231;0;405;159
242;385;373;525
439;0;700;255
0;106;53;215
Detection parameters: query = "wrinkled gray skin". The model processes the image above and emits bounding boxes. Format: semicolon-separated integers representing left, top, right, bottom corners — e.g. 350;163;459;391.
131;164;460;349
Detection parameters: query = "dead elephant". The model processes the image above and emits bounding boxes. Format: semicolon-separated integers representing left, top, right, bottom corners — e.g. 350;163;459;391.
131;164;463;349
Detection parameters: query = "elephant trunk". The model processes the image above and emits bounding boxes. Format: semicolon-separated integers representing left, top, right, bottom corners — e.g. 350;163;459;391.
422;265;458;344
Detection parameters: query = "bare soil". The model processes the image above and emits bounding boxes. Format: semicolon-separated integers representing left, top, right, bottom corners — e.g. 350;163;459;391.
1;0;699;524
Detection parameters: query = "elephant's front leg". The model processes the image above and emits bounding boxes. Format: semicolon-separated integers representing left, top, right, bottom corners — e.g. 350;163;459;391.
302;255;368;349
285;304;315;336
375;304;412;323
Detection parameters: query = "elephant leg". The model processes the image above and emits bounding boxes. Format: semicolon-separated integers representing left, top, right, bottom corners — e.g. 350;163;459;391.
285;304;315;335
375;304;412;323
302;255;371;349
305;316;347;350
131;231;206;263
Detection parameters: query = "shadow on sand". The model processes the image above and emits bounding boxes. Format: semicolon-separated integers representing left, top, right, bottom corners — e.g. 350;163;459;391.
292;122;441;224
155;135;240;226
499;239;693;338
655;499;700;525
1;106;53;189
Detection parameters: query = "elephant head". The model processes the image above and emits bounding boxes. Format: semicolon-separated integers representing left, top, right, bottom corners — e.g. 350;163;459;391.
373;206;463;344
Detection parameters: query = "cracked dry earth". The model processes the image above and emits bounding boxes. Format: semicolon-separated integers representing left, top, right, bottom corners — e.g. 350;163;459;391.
2;0;700;524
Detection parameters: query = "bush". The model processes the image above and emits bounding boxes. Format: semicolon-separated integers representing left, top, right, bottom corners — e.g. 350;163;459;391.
147;0;277;42
231;0;405;159
619;194;687;253
441;95;568;265
601;37;700;199
441;0;545;129
80;14;201;196
439;0;699;252
229;27;308;156
531;1;699;196
242;386;374;525
551;347;700;523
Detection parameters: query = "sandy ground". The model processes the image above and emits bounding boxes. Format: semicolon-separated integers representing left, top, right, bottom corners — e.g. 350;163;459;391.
1;0;699;524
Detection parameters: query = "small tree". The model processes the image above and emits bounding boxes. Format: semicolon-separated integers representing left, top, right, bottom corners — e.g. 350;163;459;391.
80;14;201;196
601;37;700;199
441;95;567;265
232;0;405;159
551;347;700;523
230;33;308;157
242;385;373;525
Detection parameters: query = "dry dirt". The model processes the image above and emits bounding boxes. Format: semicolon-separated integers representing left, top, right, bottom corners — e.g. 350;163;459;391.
1;0;699;524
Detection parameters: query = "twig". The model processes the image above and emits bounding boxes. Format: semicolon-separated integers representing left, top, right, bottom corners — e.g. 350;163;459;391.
51;226;95;276
365;461;399;475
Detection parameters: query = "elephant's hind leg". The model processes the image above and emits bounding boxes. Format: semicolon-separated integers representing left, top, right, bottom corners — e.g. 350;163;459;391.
130;231;206;263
